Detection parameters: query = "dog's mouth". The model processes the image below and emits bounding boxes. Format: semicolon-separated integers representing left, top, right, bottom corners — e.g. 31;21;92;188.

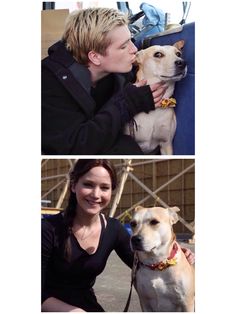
160;72;185;79
131;241;143;251
131;235;144;251
131;236;158;252
132;244;157;253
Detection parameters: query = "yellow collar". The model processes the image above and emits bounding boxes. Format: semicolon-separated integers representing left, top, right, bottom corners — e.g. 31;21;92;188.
148;257;177;270
160;97;176;108
140;242;178;271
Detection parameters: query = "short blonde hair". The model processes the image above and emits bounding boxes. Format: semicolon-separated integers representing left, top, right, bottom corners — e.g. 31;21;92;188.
62;7;128;65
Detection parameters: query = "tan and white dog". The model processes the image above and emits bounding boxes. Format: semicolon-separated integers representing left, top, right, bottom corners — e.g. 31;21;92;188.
130;206;195;312
124;41;187;154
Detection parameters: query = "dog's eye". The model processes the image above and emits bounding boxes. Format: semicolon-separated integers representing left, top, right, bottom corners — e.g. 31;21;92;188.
130;220;137;228
150;219;159;225
154;52;163;58
176;51;182;57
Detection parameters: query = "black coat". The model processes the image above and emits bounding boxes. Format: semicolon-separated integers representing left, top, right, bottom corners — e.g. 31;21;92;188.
42;41;154;155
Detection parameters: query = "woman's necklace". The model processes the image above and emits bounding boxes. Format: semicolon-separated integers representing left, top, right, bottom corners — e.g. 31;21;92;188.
73;217;100;241
79;226;95;241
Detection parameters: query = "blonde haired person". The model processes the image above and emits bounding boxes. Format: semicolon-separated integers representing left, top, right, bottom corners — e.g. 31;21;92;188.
42;7;166;155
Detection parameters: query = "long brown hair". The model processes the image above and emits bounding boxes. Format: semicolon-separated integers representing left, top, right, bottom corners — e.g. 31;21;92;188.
63;159;117;259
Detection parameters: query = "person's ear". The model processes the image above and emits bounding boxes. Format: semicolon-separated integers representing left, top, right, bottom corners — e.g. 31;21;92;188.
88;50;101;65
71;184;76;193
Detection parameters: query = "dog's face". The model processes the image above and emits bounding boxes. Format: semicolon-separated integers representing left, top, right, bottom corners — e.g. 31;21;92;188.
135;40;187;82
130;206;180;253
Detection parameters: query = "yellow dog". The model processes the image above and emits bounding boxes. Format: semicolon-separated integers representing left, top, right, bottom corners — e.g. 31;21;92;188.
124;41;187;154
130;206;195;311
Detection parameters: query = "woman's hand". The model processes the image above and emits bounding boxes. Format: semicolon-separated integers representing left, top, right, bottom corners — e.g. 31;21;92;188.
135;80;167;108
41;297;86;312
181;247;195;265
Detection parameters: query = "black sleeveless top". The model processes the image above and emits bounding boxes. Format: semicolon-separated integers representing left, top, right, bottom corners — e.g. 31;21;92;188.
41;212;133;311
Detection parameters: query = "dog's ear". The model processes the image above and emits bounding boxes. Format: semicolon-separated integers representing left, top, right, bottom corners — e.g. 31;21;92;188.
173;40;185;50
168;207;180;225
134;205;144;212
170;206;180;213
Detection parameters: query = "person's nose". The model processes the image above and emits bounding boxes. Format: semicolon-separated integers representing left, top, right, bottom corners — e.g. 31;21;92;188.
129;41;138;54
91;187;100;198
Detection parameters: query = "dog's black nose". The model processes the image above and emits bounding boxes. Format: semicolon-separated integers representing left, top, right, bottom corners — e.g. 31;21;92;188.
131;235;143;250
175;59;187;70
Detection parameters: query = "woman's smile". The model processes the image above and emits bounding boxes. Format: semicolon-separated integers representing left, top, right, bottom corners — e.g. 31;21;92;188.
86;199;102;206
72;166;112;215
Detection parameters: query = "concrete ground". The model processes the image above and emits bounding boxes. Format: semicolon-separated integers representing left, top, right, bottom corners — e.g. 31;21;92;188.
94;242;195;312
94;250;141;312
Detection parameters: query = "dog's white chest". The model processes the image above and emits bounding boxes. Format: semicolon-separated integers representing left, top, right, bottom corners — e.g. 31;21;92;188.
135;267;186;312
125;107;176;154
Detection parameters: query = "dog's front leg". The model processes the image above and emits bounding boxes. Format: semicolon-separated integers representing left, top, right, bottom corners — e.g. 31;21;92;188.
183;300;195;312
139;299;158;312
160;142;173;155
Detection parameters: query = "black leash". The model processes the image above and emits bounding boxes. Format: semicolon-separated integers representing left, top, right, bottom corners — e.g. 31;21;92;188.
123;253;139;312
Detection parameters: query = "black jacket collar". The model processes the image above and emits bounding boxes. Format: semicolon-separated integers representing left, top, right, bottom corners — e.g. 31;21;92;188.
46;40;128;117
48;40;92;94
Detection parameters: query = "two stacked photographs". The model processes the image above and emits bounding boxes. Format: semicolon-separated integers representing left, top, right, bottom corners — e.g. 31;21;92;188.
41;1;195;312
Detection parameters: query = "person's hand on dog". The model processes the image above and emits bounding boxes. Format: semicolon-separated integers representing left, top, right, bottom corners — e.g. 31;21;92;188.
182;247;195;265
135;80;167;108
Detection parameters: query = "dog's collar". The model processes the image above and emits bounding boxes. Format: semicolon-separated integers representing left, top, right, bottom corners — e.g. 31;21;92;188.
160;97;176;108
140;242;178;271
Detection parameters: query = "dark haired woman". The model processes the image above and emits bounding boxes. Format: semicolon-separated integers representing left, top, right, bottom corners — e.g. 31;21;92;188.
41;159;194;312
